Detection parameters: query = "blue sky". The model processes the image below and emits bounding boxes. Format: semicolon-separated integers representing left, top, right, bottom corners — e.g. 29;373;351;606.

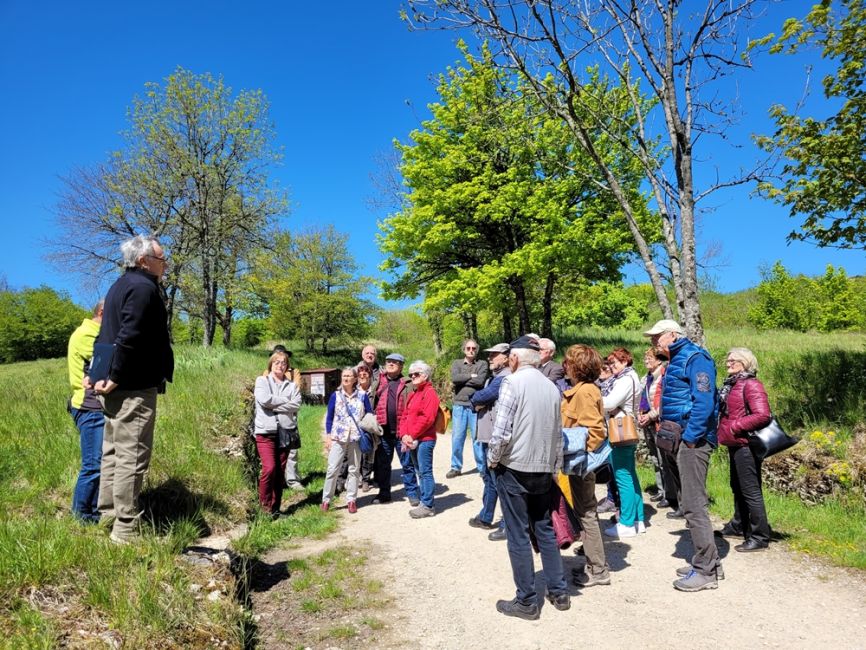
0;1;862;309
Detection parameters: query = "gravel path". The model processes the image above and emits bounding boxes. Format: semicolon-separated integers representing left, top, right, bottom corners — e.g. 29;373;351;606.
269;433;866;649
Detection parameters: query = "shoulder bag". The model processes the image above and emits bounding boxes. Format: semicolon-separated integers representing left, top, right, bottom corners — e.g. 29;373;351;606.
609;374;640;447
267;376;301;449
341;392;375;454
742;381;798;460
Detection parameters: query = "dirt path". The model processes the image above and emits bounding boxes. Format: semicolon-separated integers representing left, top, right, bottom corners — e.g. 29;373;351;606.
258;433;866;649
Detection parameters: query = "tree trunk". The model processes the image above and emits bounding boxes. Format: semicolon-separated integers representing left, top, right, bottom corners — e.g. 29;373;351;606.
541;272;555;338
429;312;444;356
460;311;479;342
201;261;216;347
510;277;531;334
501;308;513;342
221;305;233;347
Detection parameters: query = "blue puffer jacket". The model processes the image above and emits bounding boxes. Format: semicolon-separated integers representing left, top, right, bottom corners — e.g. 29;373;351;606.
660;337;718;446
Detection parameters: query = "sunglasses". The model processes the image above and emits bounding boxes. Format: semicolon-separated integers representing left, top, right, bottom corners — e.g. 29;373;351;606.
409;372;422;378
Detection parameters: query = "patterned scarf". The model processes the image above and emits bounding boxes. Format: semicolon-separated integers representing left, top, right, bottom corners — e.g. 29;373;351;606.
718;371;755;416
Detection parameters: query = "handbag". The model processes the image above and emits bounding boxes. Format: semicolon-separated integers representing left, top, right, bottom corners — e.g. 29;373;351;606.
655;419;682;454
748;417;798;460
278;425;301;450
341;392;375;454
608;373;640;447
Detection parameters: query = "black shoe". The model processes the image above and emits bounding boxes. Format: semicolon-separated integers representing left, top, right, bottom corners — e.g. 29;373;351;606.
496;598;539;620
445;469;461;479
372;495;392;504
546;592;571;611
488;527;507;541
716;523;743;538
666;509;685;519
657;498;671;508
649;491;663;502
735;538;768;553
469;516;497;530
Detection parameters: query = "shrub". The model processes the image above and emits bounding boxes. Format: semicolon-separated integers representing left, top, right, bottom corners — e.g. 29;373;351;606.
0;287;88;363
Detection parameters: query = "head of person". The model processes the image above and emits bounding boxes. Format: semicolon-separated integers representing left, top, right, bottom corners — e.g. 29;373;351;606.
643;319;684;355
121;234;167;280
357;364;372;387
340;366;358;392
644;346;668;372
407;360;432;387
463;339;479;362
563;344;603;384
484;343;510;371
267;351;290;379
539;338;556;364
92;299;105;324
384;353;405;378
599;358;613;381
361;345;377;366
507;335;541;372
607;347;633;375
725;347;758;377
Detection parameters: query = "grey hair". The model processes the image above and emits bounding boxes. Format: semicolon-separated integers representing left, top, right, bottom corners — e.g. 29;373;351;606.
408;360;432;378
120;235;160;268
539;338;556;352
727;347;759;374
92;298;105;316
341;366;359;378
512;348;541;368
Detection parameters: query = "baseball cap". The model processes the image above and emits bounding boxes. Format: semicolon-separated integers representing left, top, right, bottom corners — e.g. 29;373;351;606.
509;335;540;351
484;343;510;354
643;319;684;337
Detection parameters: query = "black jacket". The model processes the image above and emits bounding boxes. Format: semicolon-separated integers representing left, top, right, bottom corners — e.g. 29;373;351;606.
96;268;174;390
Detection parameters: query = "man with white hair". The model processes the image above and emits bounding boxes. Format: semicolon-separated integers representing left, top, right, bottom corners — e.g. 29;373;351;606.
487;335;569;619
643;319;720;592
538;338;564;383
90;234;174;544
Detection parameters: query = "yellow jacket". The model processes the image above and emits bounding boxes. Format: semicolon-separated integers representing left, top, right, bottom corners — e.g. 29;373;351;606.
67;318;100;409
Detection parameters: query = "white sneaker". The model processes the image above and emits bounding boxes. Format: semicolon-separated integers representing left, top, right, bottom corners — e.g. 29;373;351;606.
604;522;637;538
635;521;647;534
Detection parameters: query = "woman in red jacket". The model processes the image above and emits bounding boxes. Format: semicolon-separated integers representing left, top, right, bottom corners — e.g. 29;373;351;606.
399;360;440;519
717;347;773;552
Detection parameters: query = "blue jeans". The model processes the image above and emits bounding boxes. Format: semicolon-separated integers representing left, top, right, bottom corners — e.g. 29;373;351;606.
71;408;104;522
451;404;482;472
495;465;566;605
374;432;418;500
478;442;498;524
410;439;436;507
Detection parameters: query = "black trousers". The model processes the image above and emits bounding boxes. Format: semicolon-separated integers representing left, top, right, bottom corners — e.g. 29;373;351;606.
728;445;770;545
660;447;681;506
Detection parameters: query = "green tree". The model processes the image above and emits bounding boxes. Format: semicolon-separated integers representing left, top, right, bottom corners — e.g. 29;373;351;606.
54;68;287;346
0;287;87;363
250;226;376;353
756;0;866;249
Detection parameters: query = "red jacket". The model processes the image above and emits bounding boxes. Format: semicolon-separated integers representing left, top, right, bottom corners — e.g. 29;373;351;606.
398;380;440;442
375;375;409;428
717;377;773;447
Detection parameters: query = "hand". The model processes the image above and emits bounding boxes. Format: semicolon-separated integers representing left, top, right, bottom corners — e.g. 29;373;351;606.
684;441;695;449
637;413;649;426
93;379;117;395
82;375;93;390
401;435;414;446
324;438;333;452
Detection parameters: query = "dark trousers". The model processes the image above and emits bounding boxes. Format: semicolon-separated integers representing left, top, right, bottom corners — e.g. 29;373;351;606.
677;443;720;575
642;424;667;496
728;445;770;545
495;465;566;605
660;447;681;506
374;430;417;499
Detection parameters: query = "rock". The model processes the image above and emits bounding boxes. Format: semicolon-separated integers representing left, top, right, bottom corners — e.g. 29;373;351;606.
208;590;222;602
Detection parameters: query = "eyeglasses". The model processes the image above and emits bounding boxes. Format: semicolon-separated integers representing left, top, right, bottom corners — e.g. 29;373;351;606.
145;254;167;263
725;359;740;365
409;372;422;378
465;347;478;351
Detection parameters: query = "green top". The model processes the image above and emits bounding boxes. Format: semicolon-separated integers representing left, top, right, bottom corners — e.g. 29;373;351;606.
67;318;100;409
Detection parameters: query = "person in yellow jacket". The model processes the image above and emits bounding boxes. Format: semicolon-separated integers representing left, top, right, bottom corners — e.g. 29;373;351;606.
67;300;104;523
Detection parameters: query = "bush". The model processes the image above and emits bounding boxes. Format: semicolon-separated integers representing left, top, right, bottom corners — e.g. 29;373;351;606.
0;287;88;363
231;318;266;348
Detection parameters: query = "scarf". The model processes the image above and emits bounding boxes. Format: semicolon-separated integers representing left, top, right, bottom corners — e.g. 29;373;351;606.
718;371;755;416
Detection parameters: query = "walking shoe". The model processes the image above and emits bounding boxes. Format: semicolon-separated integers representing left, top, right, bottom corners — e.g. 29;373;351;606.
735;539;768;553
409;504;435;518
657;498;672;508
320;502;329;512
347;500;357;514
677;564;725;580
360;481;373;493
716;523;743;537
371;494;392;504
488;527;507;541
546;592;571;611
603;522;637;538
649;491;663;502
673;569;718;592
109;532;131;546
596;497;616;513
666;508;685;519
469;516;497;530
572;569;611;587
408;498;420;507
286;482;304;491
496;598;540;621
635;521;647;534
445;469;461;479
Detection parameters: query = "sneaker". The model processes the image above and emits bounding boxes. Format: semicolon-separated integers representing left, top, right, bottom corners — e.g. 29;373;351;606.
635;521;647;534
716;523;744;538
677;564;725;580
673;569;718;592
546;592;571;611
408;497;420;507
469;516;497;530
445;469;461;479
286;482;304;491
488;527;507;541
360;482;373;493
572;569;611;587
666;509;685;519
347;501;357;514
603;522;637;538
495;598;540;621
409;504;435;518
596;497;616;513
320;502;329;512
109;532;131;546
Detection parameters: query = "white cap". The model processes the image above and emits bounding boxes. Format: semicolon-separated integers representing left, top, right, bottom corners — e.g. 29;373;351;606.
643;319;684;337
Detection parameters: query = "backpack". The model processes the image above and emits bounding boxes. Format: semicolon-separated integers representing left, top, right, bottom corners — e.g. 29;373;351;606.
434;404;451;434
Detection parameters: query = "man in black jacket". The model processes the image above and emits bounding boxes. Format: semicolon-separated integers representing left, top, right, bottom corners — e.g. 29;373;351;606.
91;235;174;544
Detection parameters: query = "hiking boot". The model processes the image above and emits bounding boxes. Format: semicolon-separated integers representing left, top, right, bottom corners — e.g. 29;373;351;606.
603;522;637;539
469;516;497;530
488;527;507;541
596;497;616;513
546;592;571;611
445;469;461;479
666;509;685;519
716;523;743;538
673;569;718;592
409;504;435;518
496;598;540;621
677;564;725;580
408;498;420;507
572;569;611;587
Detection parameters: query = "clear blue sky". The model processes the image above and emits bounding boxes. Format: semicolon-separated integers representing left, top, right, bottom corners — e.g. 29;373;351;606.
0;1;862;309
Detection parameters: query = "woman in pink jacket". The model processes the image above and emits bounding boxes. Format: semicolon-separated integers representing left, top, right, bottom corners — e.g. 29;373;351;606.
717;347;773;552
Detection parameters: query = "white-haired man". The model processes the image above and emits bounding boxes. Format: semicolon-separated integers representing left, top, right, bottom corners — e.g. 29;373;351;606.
91;235;174;544
538;338;564;383
487;335;568;619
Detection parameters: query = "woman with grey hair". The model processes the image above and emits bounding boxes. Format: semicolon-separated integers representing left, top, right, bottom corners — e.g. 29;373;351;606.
717;347;773;552
399;360;441;518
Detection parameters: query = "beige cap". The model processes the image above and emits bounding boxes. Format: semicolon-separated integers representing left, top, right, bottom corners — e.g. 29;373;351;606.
643;319;684;337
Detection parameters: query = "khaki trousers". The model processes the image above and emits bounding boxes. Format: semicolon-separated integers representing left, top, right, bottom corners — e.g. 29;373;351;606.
98;388;157;539
568;471;608;574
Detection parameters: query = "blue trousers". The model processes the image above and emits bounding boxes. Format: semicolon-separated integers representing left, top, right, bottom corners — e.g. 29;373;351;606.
71;408;104;522
375;432;418;500
451;404;483;472
478;442;498;524
410;439;436;507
